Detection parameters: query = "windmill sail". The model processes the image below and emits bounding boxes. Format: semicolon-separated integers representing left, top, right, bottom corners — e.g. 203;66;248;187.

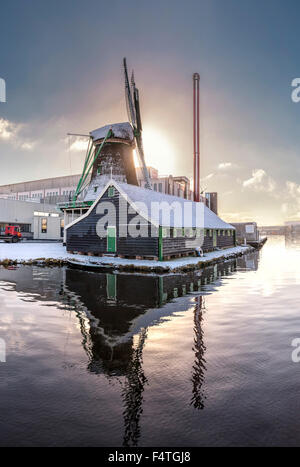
123;58;136;127
123;58;152;190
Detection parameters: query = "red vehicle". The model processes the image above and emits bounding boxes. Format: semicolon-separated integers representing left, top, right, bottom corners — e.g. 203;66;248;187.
1;225;22;243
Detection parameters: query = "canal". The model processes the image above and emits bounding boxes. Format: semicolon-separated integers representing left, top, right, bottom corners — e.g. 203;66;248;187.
0;235;300;446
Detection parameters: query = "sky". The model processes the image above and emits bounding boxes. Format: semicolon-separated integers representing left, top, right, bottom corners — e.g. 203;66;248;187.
0;0;300;225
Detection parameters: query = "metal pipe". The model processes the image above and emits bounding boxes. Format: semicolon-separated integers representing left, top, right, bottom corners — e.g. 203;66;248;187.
193;73;200;202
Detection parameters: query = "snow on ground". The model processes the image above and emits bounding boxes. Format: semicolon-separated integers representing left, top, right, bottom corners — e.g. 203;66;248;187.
0;241;252;270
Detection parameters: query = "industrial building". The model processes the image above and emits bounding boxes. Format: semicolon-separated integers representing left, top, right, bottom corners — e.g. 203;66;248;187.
0;198;63;240
0;169;201;204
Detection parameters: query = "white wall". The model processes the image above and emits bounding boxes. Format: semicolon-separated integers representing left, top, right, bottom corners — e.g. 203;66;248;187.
33;216;62;240
0;199;62;240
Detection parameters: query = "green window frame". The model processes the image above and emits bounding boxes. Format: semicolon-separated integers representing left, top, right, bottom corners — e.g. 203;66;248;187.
108;186;115;197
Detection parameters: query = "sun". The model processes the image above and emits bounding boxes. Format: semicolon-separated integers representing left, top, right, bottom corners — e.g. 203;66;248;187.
134;127;176;175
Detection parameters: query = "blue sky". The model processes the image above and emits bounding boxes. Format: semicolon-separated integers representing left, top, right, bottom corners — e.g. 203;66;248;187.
0;0;300;224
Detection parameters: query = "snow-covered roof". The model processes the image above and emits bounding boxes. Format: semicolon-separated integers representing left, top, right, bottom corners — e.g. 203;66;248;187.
115;182;235;229
69;179;235;231
84;174;126;202
90;122;134;142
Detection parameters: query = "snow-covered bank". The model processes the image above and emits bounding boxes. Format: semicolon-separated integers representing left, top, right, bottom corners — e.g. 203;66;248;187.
0;242;254;273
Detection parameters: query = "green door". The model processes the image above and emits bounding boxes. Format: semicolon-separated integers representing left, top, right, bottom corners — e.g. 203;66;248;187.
213;230;217;247
107;226;116;252
106;274;117;301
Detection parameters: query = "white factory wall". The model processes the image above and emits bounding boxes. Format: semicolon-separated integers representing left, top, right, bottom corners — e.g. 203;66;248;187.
33;216;62;240
0;199;63;240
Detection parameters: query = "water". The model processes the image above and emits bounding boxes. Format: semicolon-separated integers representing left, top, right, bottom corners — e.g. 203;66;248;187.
0;236;300;447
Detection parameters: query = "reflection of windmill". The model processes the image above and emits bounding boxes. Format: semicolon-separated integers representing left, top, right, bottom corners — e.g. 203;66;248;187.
122;328;148;447
191;295;207;410
123;58;152;190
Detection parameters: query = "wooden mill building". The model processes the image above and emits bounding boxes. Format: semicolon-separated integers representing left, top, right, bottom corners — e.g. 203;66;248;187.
65;179;235;261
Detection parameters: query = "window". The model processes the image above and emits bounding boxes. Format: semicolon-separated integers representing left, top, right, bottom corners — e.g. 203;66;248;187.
20;224;31;233
154;183;157;191
218;230;221;236
162;227;169;238
209;229;213;237
158;183;163;193
41;218;47;234
172;228;177;238
60;219;64;238
94;186;98;193
108;186;115;197
97;167;101;175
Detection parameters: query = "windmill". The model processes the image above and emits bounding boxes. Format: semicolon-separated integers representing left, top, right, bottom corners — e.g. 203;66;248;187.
123;58;152;190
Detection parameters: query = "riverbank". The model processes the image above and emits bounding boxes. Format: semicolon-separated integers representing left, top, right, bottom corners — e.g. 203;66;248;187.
0;242;254;273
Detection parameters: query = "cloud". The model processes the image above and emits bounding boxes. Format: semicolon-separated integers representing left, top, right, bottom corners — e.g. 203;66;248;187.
20;141;37;150
0;118;37;150
243;169;276;192
218;162;232;170
282;181;300;220
66;136;89;152
201;173;214;181
0;118;20;140
286;181;300;197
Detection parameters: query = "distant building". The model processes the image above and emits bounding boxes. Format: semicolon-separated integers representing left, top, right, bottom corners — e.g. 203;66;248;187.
0;198;63;240
205;192;218;215
0;169;199;204
0;174;83;205
0;169;217;224
231;222;259;244
259;225;286;236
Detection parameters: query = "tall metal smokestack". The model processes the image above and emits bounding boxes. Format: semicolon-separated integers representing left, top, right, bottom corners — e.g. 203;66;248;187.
193;73;200;202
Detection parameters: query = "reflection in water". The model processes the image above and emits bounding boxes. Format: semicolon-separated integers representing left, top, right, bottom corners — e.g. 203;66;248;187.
0;250;259;446
285;229;300;250
191;296;207;410
122;328;148;447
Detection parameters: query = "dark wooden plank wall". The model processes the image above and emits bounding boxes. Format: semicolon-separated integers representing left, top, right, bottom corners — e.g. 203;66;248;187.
67;186;235;257
162;229;235;255
66;187;159;256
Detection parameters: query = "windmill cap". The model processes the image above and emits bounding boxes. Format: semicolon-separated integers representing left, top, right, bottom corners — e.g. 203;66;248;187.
90;122;135;143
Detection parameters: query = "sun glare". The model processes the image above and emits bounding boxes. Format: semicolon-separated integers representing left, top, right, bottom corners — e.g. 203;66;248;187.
136;127;175;175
